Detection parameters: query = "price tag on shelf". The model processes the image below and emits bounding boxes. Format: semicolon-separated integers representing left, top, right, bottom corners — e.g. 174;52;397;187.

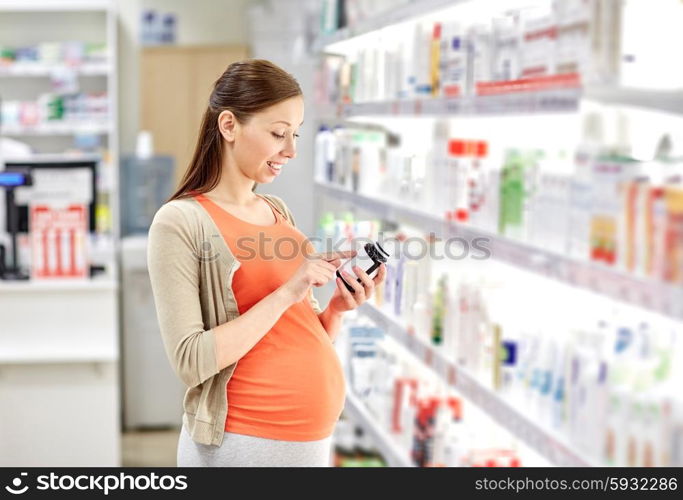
618;283;632;303
641;290;653;309
588;274;599;292
406;334;416;353
424;347;433;368
444;98;460;114
447;366;457;387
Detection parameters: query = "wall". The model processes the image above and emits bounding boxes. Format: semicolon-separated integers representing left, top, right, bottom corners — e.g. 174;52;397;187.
116;0;252;156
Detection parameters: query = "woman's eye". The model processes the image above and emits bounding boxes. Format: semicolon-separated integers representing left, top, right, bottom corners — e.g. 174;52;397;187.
271;132;285;139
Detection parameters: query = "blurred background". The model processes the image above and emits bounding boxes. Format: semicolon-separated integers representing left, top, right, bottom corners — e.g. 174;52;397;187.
0;0;682;468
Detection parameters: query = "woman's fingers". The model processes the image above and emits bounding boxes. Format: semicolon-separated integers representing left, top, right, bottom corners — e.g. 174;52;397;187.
353;266;375;297
373;263;386;285
313;267;335;286
336;277;358;308
341;270;365;301
314;250;357;262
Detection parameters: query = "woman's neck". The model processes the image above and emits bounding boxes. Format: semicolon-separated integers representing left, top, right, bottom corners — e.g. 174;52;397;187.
208;158;257;206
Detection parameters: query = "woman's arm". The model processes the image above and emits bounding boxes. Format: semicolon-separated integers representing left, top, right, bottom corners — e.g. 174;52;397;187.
212;287;293;370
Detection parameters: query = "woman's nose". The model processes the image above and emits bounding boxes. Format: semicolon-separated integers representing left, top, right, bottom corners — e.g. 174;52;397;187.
282;137;296;159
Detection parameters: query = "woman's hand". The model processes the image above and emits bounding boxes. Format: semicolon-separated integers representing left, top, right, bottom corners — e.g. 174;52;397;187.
278;251;357;305
329;263;387;314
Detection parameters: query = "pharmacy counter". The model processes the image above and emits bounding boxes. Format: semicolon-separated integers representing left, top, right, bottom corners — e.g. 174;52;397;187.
0;277;120;466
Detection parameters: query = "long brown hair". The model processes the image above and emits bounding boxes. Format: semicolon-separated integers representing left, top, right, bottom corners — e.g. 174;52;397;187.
167;59;302;201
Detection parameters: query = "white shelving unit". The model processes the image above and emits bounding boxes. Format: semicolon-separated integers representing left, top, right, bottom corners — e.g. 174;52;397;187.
0;276;117;292
321;87;683;119
0;0;120;467
0;0;111;11
314;0;683;467
344;391;413;467
0;62;112;77
358;302;595;467
1;121;112;136
316;181;683;321
314;0;683;118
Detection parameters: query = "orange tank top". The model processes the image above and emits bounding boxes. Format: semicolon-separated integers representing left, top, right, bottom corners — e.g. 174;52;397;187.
194;193;345;441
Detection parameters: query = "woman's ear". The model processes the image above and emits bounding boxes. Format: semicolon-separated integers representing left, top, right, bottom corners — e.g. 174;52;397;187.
217;110;238;142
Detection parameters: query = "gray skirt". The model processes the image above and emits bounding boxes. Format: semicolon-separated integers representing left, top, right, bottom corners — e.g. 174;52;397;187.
177;425;333;467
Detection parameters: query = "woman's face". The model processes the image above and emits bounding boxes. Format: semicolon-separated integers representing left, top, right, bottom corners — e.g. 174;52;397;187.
230;96;304;184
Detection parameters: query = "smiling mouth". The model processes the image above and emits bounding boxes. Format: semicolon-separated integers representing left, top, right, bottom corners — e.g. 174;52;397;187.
267;161;282;171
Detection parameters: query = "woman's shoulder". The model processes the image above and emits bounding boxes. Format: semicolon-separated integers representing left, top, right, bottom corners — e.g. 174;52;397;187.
259;193;295;226
150;197;208;230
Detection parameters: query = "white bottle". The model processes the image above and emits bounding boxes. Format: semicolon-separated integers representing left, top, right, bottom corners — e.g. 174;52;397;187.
314;125;335;183
466;24;492;95
440;21;467;97
491;14;520;82
413;22;433;97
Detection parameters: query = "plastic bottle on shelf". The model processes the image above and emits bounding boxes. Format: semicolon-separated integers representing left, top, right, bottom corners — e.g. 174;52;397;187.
431;396;463;467
498;149;525;239
569;112;607;260
467;141;489;228
439;21;467;97
466;24;492;96
491;14;520;82
314;125;335;183
447;139;470;224
518;5;557;80
413;22;433;97
409;153;427;205
430;23;442;97
320;0;339;35
426;121;450;217
333;125;351;187
554;0;592;79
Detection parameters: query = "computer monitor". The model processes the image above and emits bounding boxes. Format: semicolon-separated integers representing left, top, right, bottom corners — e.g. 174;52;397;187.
3;158;98;234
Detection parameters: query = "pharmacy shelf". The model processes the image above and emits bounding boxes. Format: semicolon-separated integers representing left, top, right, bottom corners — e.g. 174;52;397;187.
320;87;683;120
0;62;112;77
584;85;683;115
0;278;118;292
1;152;103;164
0;0;111;11
344;390;414;467
0;348;117;364
315;181;683;321
358;301;596;467
323;88;582;119
1;120;112;136
313;0;463;52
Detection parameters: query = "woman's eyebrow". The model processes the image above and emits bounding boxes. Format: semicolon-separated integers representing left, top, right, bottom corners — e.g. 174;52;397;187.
271;120;304;126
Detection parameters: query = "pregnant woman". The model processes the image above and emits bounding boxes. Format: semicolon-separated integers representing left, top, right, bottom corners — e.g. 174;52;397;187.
147;59;385;467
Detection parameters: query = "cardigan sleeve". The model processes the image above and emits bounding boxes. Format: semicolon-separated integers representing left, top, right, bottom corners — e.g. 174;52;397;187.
262;194;324;315
147;203;220;388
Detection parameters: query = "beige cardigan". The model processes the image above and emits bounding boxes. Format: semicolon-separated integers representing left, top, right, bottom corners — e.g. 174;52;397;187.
147;194;323;446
